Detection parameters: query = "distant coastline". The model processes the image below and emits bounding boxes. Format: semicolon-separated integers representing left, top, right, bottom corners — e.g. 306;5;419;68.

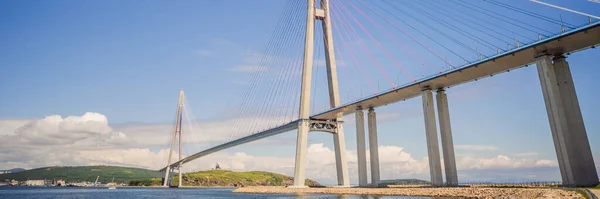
0;166;320;188
0;165;156;187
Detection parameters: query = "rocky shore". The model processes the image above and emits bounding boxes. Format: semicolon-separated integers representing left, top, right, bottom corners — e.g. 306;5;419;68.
234;186;583;198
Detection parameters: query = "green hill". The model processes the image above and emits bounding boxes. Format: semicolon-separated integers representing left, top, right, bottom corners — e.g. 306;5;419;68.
0;166;157;184
379;178;430;186
129;170;320;187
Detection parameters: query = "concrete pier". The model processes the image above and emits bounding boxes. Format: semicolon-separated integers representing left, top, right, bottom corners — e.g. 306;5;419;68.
367;108;380;187
292;120;310;188
291;0;315;188
535;54;598;187
436;89;458;187
333;124;350;186
422;89;443;187
163;166;171;186
178;164;182;187
355;109;368;187
321;0;349;187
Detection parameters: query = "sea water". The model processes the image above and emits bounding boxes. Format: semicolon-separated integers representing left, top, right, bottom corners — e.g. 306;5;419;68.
0;187;443;199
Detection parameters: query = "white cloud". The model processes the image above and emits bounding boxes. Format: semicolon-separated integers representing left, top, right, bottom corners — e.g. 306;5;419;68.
2;113;132;146
0;119;31;136
0;113;296;167
0;113;566;184
79;148;172;169
373;145;429;178
457;155;557;170
111;115;294;149
455;145;498;151
513;152;539;157
182;144;557;184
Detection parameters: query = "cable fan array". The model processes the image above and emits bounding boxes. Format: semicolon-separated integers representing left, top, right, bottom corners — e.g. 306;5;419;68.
308;0;596;114
169;0;307;161
171;0;597;163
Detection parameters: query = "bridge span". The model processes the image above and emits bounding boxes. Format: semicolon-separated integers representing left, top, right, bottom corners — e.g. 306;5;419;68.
161;20;600;188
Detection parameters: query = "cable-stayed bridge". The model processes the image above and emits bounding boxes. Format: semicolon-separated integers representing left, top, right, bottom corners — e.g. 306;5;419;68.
160;0;600;188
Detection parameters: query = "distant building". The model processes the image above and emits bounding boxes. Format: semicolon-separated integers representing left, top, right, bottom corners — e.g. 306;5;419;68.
25;180;45;186
47;179;65;186
56;180;65;186
0;168;25;174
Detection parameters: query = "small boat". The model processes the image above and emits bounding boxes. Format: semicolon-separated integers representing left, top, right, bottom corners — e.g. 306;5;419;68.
108;177;116;189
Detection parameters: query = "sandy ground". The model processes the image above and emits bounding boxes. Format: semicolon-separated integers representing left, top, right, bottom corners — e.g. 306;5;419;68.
234;186;583;198
589;189;600;198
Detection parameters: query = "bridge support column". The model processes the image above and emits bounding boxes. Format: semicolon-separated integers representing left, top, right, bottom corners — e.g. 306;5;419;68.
333;124;350;187
535;54;598;187
163;168;170;186
367;108;380;187
436;89;458;187
163;168;173;186
292;120;310;188
321;0;349;187
422;89;443;187
161;170;168;186
163;128;178;187
355;109;368;187
178;164;182;187
291;0;315;189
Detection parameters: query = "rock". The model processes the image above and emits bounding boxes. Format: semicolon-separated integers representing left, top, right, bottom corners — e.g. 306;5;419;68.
233;186;584;199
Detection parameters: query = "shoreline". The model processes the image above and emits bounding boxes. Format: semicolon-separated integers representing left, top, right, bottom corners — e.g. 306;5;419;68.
233;186;583;198
123;186;237;188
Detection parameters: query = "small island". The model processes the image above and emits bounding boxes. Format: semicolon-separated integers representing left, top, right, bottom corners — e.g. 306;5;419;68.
131;170;320;187
0;165;320;188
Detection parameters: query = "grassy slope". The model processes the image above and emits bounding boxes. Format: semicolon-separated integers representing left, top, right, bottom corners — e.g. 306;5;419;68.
0;166;157;183
171;170;321;187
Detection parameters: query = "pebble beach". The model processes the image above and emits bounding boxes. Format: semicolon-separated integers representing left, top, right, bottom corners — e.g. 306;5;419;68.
234;186;583;198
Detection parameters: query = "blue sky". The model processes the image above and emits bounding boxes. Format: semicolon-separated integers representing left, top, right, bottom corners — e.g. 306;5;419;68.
1;0;599;184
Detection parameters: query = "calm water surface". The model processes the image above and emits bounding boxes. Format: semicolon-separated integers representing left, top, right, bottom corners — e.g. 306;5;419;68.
0;187;443;199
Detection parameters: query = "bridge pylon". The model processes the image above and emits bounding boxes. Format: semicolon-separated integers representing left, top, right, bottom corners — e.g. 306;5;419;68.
163;90;185;187
536;54;598;187
291;0;350;188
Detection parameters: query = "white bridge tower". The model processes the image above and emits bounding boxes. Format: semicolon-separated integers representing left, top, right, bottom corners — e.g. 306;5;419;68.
292;0;350;188
163;90;185;187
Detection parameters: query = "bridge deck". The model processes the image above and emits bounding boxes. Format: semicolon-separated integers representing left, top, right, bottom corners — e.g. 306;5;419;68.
312;22;600;120
161;22;600;171
161;120;299;171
